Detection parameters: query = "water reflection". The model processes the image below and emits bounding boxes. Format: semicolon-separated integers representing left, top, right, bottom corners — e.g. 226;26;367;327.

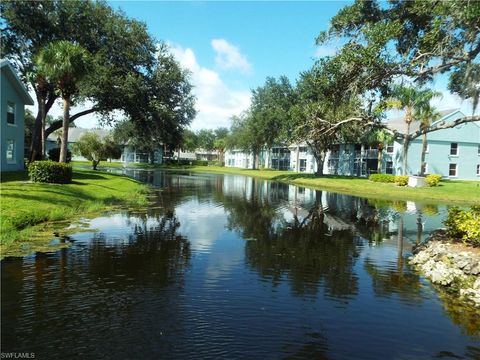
2;171;479;359
2;203;191;358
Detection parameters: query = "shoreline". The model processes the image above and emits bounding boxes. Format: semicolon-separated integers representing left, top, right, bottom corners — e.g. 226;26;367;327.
409;232;480;308
74;161;480;205
0;169;150;258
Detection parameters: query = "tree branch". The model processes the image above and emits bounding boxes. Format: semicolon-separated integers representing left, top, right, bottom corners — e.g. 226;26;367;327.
45;108;98;137
409;115;480;140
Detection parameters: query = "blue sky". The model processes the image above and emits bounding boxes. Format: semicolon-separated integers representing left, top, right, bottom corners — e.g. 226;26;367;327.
107;1;348;129
32;1;476;130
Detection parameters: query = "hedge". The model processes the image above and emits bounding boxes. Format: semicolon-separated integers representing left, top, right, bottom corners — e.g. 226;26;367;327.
368;174;395;183
165;159;209;166
28;160;73;184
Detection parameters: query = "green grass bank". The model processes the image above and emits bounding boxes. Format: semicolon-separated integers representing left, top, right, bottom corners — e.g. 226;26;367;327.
185;166;480;205
0;169;149;256
72;160;480;205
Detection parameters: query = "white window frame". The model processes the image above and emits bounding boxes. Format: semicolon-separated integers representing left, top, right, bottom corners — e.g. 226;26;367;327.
450;143;459;156
449;163;457;177
6;101;16;126
6;139;16;163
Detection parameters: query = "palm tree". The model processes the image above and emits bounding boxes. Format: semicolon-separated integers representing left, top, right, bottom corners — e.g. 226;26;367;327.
364;129;394;173
387;86;441;175
414;103;442;176
35;41;92;163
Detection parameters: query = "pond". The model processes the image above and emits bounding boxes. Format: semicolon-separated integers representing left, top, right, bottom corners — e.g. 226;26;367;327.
2;170;479;359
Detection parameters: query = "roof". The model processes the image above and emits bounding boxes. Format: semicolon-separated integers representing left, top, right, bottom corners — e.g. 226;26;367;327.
385;109;461;134
1;59;34;105
47;128;111;143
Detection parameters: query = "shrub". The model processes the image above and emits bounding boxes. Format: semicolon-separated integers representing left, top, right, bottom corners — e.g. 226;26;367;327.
47;147;72;163
394;175;409;186
368;174;395;183
426;174;442;187
444;206;480;246
165;159;208;166
28;160;72;184
208;161;224;167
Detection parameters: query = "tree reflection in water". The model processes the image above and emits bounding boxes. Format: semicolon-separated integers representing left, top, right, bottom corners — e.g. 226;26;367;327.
3;171;479;359
221;184;361;301
1;195;191;358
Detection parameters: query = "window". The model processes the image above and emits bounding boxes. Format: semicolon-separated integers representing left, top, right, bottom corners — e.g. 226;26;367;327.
386;142;394;153
477;164;480;176
299;159;307;172
478;145;480;156
450;143;458;156
386;161;393;174
6;140;15;162
449;163;457;177
299;147;307;153
7;102;15;125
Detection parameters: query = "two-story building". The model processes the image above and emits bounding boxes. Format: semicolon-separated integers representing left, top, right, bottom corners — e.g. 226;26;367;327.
224;109;480;180
1;59;34;172
46;128;164;164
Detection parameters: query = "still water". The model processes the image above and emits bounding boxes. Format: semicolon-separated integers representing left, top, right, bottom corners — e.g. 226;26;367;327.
2;171;479;359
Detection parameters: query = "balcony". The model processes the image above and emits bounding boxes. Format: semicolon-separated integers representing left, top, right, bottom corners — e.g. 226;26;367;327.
355;149;379;159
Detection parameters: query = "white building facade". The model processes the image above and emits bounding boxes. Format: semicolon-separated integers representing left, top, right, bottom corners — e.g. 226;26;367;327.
224;109;480;180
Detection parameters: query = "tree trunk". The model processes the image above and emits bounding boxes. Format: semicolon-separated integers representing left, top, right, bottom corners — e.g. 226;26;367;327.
314;150;326;176
29;94;44;163
377;148;383;174
252;149;257;170
219;149;224;165
59;97;70;163
420;132;428;176
149;150;155;164
92;159;100;170
402;123;411;175
41;98;46;159
29;91;58;163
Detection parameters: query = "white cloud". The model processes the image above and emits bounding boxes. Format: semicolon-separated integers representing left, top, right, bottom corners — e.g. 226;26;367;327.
211;38;252;74
169;42;251;130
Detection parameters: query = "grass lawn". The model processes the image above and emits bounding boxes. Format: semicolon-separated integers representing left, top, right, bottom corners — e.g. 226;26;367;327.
0;169;149;257
71;161;480;204
179;166;480;205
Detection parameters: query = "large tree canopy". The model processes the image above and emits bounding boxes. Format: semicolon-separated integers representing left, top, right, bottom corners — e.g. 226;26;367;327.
249;76;297;149
112;50;196;157
291;58;377;175
1;0;194;161
317;0;480;111
35;40;93;162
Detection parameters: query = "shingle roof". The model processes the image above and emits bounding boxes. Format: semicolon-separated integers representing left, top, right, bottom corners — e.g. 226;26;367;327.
385;109;460;134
